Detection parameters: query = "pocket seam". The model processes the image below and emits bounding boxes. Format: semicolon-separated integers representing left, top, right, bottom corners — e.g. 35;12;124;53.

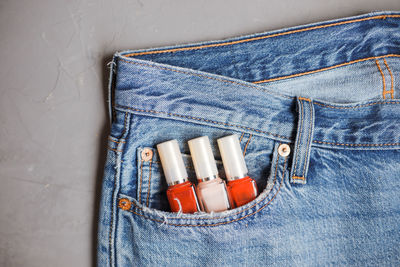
107;111;130;266
118;145;288;227
145;160;153;207
137;158;144;204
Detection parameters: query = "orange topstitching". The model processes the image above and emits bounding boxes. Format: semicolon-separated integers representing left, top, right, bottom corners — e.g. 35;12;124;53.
120;54;400;86
375;60;387;99
298;96;311;102
255;54;400;84
243;133;252;156
239;132;245;143
383;58;394;99
107;147;122;153
124;15;400;57
108;138;126;144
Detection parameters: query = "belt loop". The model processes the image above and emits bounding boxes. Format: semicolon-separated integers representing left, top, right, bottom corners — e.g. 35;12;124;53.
107;54;118;125
290;96;315;184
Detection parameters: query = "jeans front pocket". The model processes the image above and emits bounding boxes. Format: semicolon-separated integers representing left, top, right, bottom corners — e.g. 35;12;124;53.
114;143;289;266
108;111;291;266
118;138;289;227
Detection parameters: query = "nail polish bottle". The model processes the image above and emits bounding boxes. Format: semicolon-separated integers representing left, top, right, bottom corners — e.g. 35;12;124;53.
217;134;258;208
157;140;200;213
188;136;232;213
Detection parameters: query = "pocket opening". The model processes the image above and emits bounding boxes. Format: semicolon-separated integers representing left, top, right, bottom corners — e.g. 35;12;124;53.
136;146;225;210
118;142;288;227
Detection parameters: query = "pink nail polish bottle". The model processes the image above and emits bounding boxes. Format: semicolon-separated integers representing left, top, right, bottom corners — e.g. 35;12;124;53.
188;136;232;213
217;134;258;208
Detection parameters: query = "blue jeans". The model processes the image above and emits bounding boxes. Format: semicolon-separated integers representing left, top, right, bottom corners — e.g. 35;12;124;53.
98;11;400;266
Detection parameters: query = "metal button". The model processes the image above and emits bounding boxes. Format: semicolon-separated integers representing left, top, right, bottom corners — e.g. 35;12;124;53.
118;198;131;211
141;148;153;161
278;144;290;157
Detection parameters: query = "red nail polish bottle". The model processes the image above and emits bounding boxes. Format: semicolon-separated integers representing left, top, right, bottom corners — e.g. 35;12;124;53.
157;140;200;213
217;134;258;208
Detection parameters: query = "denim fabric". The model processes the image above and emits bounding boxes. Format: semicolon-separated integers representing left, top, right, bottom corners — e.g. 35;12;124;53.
98;11;400;266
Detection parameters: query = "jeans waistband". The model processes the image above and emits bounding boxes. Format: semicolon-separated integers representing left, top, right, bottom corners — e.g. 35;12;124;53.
109;11;400;182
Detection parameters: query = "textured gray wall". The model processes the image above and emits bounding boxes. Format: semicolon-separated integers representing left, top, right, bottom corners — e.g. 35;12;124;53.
1;1;399;266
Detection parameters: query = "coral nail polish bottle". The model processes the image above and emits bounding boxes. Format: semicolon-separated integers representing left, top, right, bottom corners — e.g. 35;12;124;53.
217;134;258;208
157;140;200;213
188;136;232;213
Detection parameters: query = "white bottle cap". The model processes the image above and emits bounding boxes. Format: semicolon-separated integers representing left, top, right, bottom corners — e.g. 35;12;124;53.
217;134;248;181
156;140;188;186
188;136;218;182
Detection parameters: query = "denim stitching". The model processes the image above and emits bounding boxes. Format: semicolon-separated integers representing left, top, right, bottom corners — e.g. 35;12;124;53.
313;100;400;109
239;132;245;143
121;111;129;137
108;170;118;267
119;58;293;99
292;176;305;180
243;133;252;156
108;112;129;267
138;159;144;204
255;54;400;84
114;105;292;141
313;140;400;147
118;152;287;227
107;147;122;153
301;99;313;178
121;54;400;90
114;105;400;147
145;160;153;207
119;58;400;109
383;58;394;99
376;60;387;99
108;138;126;144
292;99;304;178
124;15;400;57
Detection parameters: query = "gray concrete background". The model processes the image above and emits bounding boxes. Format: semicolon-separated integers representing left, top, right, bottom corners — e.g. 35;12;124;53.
0;0;399;266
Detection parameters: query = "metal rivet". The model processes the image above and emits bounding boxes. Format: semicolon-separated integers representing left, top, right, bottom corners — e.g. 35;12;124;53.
141;148;153;161
278;144;291;157
118;198;131;211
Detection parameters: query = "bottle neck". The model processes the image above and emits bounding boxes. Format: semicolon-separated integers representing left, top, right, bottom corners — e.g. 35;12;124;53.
227;173;248;182
167;177;189;187
227;176;252;184
197;175;219;183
